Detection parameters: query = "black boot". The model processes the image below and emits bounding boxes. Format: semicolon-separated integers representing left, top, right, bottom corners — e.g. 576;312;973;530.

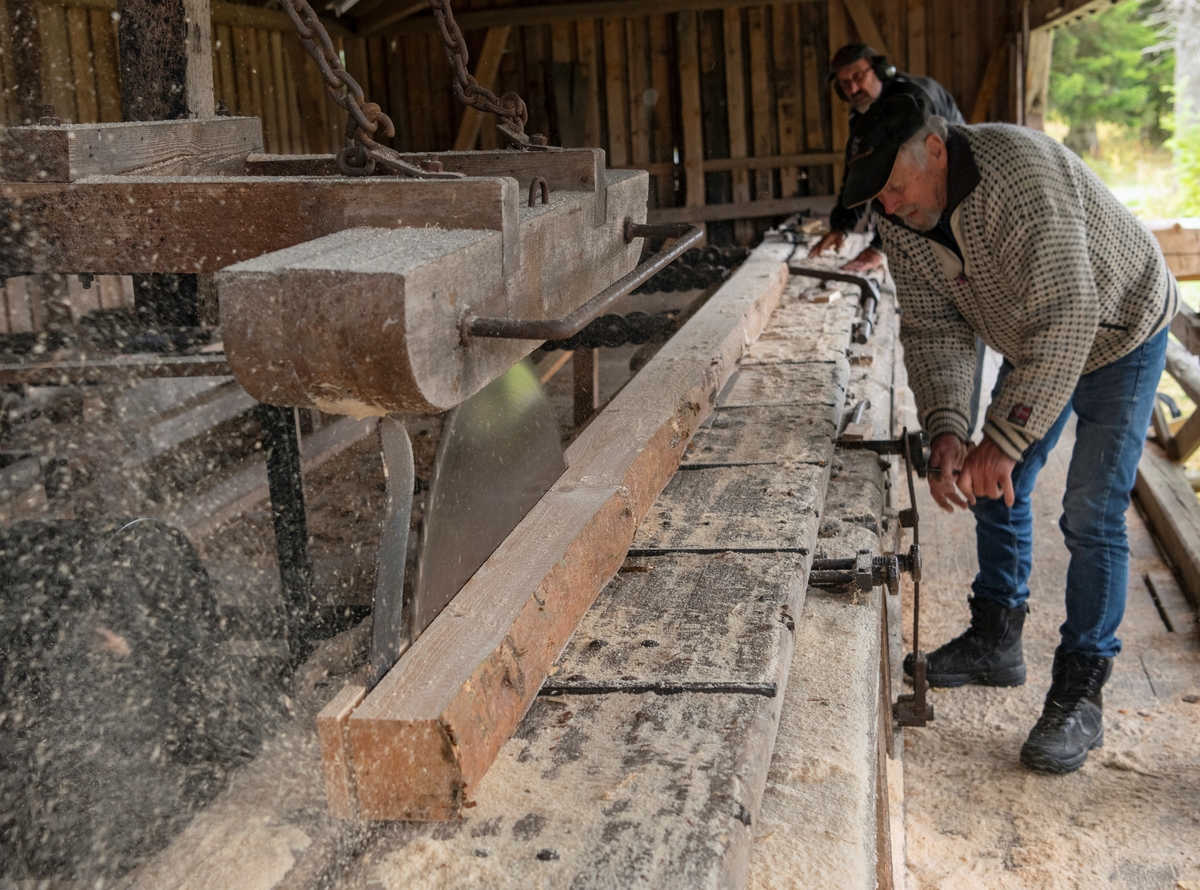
1020;648;1111;774
903;597;1028;688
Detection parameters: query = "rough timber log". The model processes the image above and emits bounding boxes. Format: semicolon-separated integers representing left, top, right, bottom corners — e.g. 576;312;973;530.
319;244;792;820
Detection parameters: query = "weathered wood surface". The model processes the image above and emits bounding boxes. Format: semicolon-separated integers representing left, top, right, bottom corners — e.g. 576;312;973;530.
1150;220;1200;279
334;244;791;820
242;147;607;225
0;174;531;278
684;406;836;467
218;170;645;415
633;463;826;553
0;117;262;182
546;552;805;694
1135;442;1200;609
117;0;214;121
719;360;849;412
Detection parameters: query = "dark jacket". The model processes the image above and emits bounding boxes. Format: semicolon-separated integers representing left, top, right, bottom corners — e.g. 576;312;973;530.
829;73;965;235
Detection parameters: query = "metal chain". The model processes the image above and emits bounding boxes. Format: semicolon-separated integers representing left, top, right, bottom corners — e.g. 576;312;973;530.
279;0;464;178
427;0;533;148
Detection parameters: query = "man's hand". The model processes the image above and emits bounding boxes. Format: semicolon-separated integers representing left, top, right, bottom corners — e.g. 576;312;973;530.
957;438;1017;508
841;246;885;272
807;230;846;258
928;433;971;512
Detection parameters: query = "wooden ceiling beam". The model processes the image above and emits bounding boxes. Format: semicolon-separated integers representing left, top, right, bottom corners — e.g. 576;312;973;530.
362;0;822;38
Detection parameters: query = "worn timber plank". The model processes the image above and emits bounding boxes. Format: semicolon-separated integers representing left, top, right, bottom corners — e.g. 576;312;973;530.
336;243;792;820
745;297;859;364
0;116;262;181
720;359;850;412
684;406;836;467
546;552;805;693
1135;442;1200;608
633;463;826;553
1;174;518;278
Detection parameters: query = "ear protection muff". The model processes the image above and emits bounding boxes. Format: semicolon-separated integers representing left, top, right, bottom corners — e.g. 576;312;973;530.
831;54;897;102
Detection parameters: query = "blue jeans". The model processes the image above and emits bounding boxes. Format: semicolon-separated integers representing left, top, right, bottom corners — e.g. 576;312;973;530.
969;327;1168;658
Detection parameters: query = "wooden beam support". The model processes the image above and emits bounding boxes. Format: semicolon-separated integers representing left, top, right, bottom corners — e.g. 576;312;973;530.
1028;0;1111;31
1135;442;1200;609
366;0;826;36
969;33;1008;124
0;117;263;181
451;26;511;151
1166;338;1200;406
117;0;214;120
573;346;601;426
334;243;791;820
841;0;890;58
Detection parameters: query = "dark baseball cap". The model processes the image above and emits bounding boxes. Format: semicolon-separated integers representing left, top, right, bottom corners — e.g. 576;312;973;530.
842;93;930;208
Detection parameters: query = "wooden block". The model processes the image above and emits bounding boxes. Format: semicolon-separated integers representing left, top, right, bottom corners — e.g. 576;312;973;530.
219;171;645;415
684;406;837;467
341;244;790;820
117;0;214;120
720;359;850;411
317;683;367;819
547;552;807;693
0;117;263;181
841;421;873;441
633;463;827;553
1144;570;1197;636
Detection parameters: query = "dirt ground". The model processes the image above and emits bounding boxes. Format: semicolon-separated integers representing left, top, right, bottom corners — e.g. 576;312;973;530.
900;418;1200;889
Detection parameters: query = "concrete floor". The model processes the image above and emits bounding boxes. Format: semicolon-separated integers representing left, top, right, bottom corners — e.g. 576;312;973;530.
899;414;1200;888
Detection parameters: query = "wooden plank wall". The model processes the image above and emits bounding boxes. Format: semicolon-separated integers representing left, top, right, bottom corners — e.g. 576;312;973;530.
1;0;1014;241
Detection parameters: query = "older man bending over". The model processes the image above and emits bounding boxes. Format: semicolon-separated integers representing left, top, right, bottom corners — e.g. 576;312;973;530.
843;95;1177;773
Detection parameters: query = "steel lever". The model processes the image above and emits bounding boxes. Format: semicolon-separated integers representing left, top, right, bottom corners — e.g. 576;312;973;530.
838;429;930;478
462;220;704;343
788;265;881;343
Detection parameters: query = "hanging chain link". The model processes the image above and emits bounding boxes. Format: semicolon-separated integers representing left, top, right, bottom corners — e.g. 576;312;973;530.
280;0;542;174
427;0;536;148
279;0;464;177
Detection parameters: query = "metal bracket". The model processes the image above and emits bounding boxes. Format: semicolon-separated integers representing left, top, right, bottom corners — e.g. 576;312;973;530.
461;221;704;343
838;429;930;478
788;265;881;343
809;543;921;596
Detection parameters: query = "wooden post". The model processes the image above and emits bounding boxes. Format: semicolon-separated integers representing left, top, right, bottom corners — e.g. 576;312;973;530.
747;6;772;203
723;8;752;243
827;0;851;188
677;11;705;211
602;17;629;167
117;0;214;120
573;346;600;426
452;26;510;151
906;0;926;75
1024;27;1052;131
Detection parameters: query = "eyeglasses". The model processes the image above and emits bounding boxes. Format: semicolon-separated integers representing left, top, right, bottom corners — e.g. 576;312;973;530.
836;63;874;94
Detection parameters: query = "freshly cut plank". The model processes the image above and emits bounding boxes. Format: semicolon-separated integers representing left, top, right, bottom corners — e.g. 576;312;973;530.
334;244;792;820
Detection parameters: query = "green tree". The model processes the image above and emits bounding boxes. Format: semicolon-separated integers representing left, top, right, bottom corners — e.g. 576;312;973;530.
1049;0;1174;156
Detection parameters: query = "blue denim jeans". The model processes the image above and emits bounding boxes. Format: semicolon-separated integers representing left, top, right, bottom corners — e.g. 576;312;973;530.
969;327;1168;658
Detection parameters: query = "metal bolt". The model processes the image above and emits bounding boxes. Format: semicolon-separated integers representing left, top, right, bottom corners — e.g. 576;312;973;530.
420;158;444;173
78;273;94;290
529;134;548;146
216;99;231;117
39;104;61;126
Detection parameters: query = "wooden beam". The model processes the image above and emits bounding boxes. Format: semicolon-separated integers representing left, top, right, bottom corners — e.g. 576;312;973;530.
573;346;600;426
1024;27;1052;130
1166;338;1200;406
723;8;751;242
1151;220;1200;281
968;33;1008;124
59;0;354;39
827;0;851;187
841;0;891;58
1135;442;1200;609
1171;410;1200;463
452;26;511;151
602;17;629;167
1171;304;1200;355
1028;0;1111;31
677;11;705;210
337;243;791;820
366;0;824;36
906;0;926;75
746;6;773;202
117;0;214;120
0;116;263;181
772;4;800;199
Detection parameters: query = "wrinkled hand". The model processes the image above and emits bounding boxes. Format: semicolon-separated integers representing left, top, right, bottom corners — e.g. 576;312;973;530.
957;438;1016;508
807;230;846;258
928;433;970;512
841;246;884;273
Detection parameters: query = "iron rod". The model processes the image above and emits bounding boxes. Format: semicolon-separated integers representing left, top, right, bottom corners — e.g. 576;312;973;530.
464;220;704;342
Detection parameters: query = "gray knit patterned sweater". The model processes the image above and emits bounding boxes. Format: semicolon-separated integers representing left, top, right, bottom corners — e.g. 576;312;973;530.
877;124;1178;460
